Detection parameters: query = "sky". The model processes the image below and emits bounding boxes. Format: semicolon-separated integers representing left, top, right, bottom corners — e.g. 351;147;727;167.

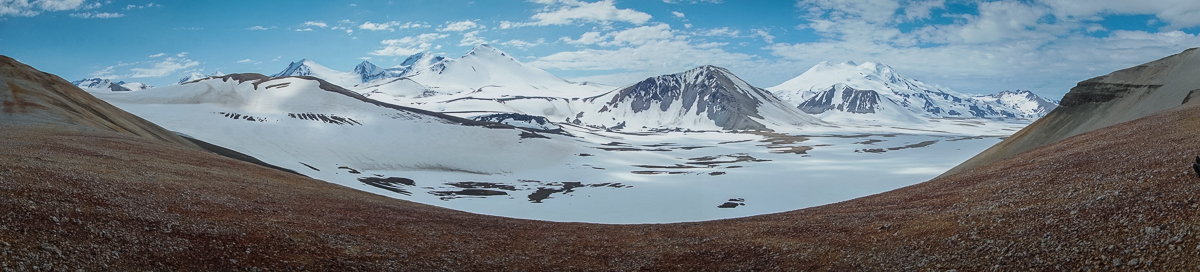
2;0;1200;99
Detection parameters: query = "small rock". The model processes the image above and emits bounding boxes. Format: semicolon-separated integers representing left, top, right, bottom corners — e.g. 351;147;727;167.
39;243;61;255
0;240;7;247
717;202;740;208
1127;258;1139;266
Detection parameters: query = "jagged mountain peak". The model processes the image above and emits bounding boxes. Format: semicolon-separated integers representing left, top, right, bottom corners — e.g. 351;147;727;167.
177;71;226;85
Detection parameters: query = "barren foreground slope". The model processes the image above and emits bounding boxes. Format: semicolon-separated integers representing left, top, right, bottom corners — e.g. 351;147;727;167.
4;58;1200;270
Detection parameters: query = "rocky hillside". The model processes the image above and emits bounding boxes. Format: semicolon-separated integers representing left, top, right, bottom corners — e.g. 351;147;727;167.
946;47;1200;175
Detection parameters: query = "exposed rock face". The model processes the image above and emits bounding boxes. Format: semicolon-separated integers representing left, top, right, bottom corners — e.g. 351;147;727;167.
0;55;200;150
798;85;881;114
945;47;1200;175
595;65;821;130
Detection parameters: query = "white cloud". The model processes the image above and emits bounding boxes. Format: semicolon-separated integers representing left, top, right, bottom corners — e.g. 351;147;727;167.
369;33;449;56
246;25;275;30
236;59;252;63
662;0;723;3
529;39;761;85
769;0;1200;98
501;38;547;48
129;54;200;78
2;0;92;17
148;53;166;58
672;11;685;18
697;27;739;37
124;3;160;10
459;30;487;47
303;21;328;28
751;29;774;43
1041;0;1200;30
295;28;313;32
175;52;188;57
68;12;123;18
561;23;679;46
359;21;423;31
512;0;652;27
440;20;480;32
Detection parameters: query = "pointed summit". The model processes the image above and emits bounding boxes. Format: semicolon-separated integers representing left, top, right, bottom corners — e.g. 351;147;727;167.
353;61;389;83
589;65;822;130
271;59;362;87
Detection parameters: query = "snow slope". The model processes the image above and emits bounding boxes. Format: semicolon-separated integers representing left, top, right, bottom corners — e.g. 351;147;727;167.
94;74;579;176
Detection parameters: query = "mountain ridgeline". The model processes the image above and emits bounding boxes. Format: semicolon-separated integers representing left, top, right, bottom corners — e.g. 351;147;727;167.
187;44;1055;132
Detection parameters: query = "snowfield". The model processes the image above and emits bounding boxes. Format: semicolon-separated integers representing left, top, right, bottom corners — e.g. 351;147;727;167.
87;44;1043;224
92;74;1026;223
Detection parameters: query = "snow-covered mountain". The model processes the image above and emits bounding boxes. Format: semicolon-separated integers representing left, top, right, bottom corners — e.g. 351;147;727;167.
72;78;153;92
973;90;1059;118
177;71;226;85
580;65;823;131
93;73;578;177
768;61;1058;124
272;59;367;88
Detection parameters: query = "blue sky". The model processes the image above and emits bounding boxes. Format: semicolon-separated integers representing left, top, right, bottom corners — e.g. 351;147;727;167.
2;0;1199;99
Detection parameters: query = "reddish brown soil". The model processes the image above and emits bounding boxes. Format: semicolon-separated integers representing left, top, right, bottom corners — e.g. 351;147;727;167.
2;102;1199;270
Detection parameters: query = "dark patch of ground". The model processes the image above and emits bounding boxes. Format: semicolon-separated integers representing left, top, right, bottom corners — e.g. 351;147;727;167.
358;177;416;196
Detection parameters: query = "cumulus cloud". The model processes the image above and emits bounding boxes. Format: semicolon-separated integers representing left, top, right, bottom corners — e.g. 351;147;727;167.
369;33;449;56
440;20;480;32
697;27;739;37
504;0;651;28
115;53;200;78
672;11;685;18
148;53;166;58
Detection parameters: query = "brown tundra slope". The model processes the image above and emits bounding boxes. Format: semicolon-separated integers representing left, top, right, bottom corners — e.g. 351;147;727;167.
4;53;1200;271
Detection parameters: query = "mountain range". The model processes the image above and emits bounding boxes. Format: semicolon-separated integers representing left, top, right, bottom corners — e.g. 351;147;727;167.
767;61;1058;125
250;44;1057;132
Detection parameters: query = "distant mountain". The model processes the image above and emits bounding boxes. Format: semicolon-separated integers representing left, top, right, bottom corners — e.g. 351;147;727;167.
272;59;365;88
581;65;823;131
973;90;1059;119
177;71;226;85
768;61;1058;124
72;78;153;92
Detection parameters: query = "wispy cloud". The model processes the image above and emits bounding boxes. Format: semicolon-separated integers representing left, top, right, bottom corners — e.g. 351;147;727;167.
69;12;124;19
130;56;200;78
246;25;275;30
124;3;161;10
440;20;480;32
359;21;424;31
302;21;327;28
459;31;487;46
148;53;166;58
236;59;252;63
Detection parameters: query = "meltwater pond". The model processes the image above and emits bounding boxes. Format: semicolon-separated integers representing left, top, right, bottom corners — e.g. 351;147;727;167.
329;126;1009;224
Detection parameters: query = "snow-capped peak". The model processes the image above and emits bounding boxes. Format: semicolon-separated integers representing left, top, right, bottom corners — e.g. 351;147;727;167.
352;61;390;83
272;59;363;88
72;78;153;92
177;71;226;85
769;61;1056;123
